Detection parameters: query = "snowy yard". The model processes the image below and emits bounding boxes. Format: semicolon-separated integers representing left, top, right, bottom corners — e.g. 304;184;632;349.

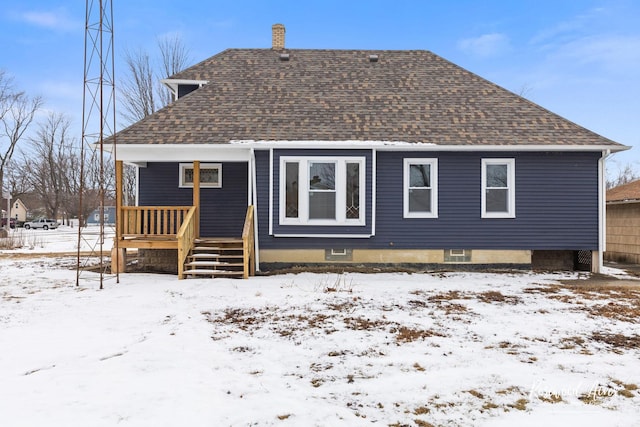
1;248;639;426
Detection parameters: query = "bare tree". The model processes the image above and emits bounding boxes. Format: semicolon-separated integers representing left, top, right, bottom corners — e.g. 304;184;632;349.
25;113;73;219
0;70;43;204
17;112;111;223
119;35;191;125
607;162;640;189
118;35;190;208
119;48;156;124
157;35;191;106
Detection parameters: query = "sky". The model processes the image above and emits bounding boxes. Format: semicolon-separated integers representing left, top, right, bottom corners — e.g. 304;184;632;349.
1;0;639;175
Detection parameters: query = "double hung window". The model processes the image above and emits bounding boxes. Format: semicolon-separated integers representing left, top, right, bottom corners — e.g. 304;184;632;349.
481;158;515;218
403;158;438;218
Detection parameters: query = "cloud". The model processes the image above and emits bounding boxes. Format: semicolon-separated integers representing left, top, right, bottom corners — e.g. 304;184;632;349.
457;33;511;58
16;8;79;32
548;35;640;75
530;8;606;46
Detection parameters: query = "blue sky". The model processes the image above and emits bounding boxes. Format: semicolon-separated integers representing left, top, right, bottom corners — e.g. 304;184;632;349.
1;0;638;172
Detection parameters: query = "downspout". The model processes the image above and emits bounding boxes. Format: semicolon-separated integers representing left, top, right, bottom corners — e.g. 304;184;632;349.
250;148;260;271
597;149;612;273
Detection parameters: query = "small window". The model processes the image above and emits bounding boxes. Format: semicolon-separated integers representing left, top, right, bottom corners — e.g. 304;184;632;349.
444;249;472;263
179;163;222;188
403;158;438;218
482;159;515;218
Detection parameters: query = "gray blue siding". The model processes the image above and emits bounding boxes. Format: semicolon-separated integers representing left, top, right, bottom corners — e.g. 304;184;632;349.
138;162;248;237
255;150;600;250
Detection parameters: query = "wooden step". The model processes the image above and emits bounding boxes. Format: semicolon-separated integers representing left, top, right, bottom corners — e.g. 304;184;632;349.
183;269;244;277
189;253;243;259
183;236;246;279
192;246;242;252
185;261;243;267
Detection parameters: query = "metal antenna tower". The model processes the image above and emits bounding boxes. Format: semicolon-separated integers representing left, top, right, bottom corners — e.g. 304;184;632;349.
76;0;118;289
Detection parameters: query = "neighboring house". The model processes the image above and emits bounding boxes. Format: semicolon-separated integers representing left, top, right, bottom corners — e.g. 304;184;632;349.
111;24;627;278
87;206;116;226
10;199;28;223
605;180;640;264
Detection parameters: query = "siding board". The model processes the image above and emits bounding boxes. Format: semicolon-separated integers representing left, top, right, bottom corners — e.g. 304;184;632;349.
256;150;600;251
138;162;248;237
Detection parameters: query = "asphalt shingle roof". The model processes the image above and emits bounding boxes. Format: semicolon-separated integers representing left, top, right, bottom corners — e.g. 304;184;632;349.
607;180;640;202
115;48;623;148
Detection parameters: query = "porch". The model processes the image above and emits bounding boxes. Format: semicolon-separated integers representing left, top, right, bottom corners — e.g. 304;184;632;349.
113;161;256;279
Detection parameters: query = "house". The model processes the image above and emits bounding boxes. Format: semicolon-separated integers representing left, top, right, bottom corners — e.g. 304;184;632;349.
110;24;627;278
10;198;28;223
605;180;640;264
87;206;116;226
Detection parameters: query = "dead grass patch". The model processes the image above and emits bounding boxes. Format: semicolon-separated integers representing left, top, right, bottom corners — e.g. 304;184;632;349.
395;326;445;344
495;386;521;395
344;316;389;331
414;419;435;427
466;389;484;399
427;290;471;302
276;414;291;420
482;401;499;410
507;398;528;411
591;332;640;351
413;406;430;415
587;300;640;323
538;393;563;404
522;285;562;294
477;291;521;305
559;335;586;350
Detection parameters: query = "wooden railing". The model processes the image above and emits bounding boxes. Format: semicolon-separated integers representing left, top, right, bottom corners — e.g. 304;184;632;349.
176;206;197;280
242;205;255;279
119;206;193;238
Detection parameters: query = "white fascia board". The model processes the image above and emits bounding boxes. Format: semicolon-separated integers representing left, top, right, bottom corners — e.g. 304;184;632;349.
229;140;630;152
160;78;209;96
116;144;251;162
607;199;640;205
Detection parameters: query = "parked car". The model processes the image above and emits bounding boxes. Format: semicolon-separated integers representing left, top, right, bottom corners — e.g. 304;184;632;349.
1;218;16;228
23;218;59;230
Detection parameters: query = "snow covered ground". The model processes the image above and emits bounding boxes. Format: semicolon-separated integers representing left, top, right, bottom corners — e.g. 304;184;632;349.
1;237;639;426
0;224;114;254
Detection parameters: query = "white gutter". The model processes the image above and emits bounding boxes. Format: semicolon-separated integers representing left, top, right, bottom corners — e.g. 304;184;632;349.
598;149;613;272
228;140;630;153
250;148;260;271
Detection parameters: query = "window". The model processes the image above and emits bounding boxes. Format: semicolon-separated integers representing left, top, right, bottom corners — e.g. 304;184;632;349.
280;157;365;226
403;158;438;218
179;163;222;188
481;158;515;218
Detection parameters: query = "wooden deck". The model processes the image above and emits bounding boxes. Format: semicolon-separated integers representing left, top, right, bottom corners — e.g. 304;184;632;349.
113;205;255;279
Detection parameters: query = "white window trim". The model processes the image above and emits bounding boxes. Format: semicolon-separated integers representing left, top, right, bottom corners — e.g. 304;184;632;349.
481;158;515;218
179;163;222;188
403;158;438;218
279;156;366;226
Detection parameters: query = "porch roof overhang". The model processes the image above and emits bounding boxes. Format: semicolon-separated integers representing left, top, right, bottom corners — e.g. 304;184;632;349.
114;144;252;163
112;140;629;163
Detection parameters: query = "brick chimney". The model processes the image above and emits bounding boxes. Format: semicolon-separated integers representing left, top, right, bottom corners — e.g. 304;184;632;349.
272;23;285;50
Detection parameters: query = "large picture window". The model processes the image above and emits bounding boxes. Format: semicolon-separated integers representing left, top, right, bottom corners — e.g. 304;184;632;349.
403;158;438;218
280;157;365;226
179;163;222;188
481;158;515;218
